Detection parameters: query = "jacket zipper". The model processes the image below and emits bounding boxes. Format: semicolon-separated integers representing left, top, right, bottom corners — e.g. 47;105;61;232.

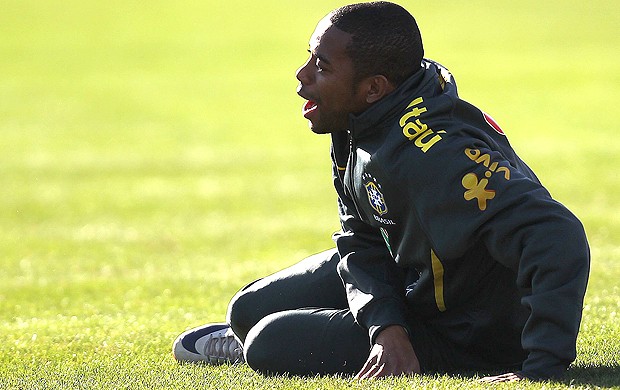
346;132;365;220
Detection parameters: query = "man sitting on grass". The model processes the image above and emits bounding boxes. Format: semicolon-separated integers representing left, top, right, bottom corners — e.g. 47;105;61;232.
172;1;590;383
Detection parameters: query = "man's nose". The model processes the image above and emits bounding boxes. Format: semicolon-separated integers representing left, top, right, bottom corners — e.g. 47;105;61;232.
295;58;314;85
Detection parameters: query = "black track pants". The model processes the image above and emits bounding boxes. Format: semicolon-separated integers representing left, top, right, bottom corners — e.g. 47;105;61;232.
226;249;370;375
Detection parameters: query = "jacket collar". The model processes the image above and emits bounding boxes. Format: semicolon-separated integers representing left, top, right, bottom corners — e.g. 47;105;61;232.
347;60;440;140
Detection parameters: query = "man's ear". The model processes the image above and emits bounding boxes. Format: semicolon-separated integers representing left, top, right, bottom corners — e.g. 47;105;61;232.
365;75;395;104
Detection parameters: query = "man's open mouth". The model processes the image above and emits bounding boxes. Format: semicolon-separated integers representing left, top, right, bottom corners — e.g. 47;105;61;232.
302;100;318;119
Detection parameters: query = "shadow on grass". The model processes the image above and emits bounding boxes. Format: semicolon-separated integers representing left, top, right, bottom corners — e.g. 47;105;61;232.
564;365;620;388
182;362;620;387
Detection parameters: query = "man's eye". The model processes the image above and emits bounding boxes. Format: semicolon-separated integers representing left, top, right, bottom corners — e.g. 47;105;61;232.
315;60;324;72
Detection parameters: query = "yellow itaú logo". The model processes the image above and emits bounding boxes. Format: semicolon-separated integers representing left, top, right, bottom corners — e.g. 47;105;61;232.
365;181;388;215
399;97;446;153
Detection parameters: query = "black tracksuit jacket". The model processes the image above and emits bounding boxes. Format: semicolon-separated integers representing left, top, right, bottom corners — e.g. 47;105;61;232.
332;59;590;380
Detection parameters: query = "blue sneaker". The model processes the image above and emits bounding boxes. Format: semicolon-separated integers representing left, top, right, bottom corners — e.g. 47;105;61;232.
173;323;244;364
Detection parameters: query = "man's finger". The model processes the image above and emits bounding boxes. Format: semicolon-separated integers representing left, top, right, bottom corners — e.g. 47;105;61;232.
479;372;523;383
354;356;377;379
358;362;385;379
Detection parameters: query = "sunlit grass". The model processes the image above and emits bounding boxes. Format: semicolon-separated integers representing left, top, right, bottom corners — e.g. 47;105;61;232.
1;0;618;388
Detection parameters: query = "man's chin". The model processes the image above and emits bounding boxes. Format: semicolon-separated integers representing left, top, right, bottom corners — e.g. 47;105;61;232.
308;120;347;134
310;126;332;134
307;121;330;134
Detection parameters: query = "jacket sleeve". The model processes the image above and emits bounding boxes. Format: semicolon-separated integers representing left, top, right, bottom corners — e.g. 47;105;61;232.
406;137;590;380
480;177;590;380
331;157;410;344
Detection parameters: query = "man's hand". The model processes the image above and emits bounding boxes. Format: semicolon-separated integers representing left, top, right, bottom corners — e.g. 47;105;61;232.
355;325;421;379
479;372;524;383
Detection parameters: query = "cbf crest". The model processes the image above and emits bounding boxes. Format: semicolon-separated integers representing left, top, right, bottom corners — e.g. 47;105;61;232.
364;177;388;216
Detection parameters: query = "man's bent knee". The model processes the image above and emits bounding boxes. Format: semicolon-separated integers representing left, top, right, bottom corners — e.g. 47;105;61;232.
243;309;367;376
243;312;296;375
226;282;260;343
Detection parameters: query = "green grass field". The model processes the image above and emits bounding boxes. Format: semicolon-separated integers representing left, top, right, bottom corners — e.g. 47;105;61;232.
1;0;619;388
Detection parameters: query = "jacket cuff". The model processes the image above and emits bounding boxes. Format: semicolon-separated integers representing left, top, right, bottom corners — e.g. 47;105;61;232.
519;351;569;380
361;298;410;344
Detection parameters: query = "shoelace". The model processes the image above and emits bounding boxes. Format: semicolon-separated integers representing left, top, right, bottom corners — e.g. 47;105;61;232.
203;331;244;364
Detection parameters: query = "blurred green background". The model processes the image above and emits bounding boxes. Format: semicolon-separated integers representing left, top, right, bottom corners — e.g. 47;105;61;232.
1;0;618;388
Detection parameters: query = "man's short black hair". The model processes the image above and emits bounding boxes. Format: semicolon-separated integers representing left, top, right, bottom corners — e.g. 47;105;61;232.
330;1;424;86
